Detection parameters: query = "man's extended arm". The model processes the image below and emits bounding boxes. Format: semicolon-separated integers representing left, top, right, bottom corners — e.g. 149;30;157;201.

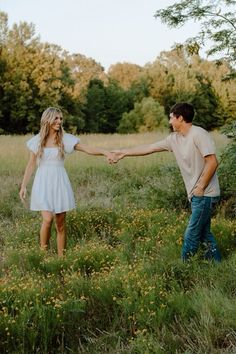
111;143;166;162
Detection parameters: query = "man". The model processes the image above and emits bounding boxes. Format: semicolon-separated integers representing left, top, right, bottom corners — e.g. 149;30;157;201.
111;102;221;261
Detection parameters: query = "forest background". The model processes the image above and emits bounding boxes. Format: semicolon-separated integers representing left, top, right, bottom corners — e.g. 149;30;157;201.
0;6;235;136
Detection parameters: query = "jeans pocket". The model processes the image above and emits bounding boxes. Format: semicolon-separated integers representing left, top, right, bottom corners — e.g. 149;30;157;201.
191;195;204;201
191;195;205;211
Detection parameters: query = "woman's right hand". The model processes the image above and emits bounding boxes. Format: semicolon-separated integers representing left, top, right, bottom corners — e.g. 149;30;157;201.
110;150;125;163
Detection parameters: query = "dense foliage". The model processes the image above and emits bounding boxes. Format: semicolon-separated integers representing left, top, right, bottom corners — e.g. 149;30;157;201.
0;11;235;134
218;122;236;218
155;0;236;75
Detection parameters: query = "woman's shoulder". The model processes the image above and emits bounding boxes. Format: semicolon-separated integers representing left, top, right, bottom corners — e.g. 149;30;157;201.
63;132;79;140
26;134;40;153
27;133;40;142
63;132;80;154
63;133;80;145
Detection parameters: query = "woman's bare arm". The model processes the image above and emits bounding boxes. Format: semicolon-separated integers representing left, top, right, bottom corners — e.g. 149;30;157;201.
19;152;37;201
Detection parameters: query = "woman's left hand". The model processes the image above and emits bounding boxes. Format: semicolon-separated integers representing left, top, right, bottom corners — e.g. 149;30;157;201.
19;187;27;202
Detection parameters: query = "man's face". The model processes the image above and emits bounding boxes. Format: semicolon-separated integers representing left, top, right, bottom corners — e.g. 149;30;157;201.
169;113;182;132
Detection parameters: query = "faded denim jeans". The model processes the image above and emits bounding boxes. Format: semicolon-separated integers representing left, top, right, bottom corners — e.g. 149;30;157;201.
182;196;221;262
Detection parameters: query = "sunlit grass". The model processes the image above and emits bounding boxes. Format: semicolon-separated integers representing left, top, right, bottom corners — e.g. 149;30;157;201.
0;131;235;353
1;207;235;353
0;130;228;171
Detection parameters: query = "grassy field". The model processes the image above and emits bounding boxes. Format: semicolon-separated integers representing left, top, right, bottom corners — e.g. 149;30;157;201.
0;132;235;353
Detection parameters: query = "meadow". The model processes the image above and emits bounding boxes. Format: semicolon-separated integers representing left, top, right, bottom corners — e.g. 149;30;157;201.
0;132;235;354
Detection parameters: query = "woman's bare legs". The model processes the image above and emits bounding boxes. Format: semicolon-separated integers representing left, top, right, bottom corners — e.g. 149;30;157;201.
55;212;66;257
40;211;54;251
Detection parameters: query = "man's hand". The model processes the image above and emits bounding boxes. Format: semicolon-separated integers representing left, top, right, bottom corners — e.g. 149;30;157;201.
193;184;204;197
108;150;126;164
104;151;117;164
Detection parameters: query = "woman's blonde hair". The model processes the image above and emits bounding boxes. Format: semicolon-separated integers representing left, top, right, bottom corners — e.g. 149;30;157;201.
38;107;64;159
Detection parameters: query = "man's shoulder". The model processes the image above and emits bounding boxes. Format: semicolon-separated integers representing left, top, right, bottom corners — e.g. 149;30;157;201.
167;131;178;139
190;125;215;151
191;125;208;134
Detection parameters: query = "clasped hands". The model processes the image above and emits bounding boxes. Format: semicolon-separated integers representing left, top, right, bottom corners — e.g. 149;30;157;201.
106;150;125;165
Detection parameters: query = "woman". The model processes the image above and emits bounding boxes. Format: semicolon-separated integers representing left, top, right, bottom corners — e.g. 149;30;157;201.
19;107;112;256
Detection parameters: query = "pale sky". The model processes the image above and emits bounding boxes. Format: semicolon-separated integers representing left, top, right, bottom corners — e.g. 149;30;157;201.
0;0;202;71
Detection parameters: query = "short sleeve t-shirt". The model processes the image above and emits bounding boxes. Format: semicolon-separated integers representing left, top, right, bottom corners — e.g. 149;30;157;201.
152;125;220;199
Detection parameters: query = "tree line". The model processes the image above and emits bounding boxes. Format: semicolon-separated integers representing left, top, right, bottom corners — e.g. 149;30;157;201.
0;10;235;135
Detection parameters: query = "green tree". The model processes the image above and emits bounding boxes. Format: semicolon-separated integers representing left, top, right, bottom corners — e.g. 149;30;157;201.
82;79;106;133
65;53;106;101
144;48;198;114
82;79;132;133
143;45;235;119
118;97;167;133
218;123;236;217
127;78;150;103
192;75;226;130
108;62;143;90
0;12;8;45
0;12;81;134
0;20;41;133
154;0;236;77
103;80;131;133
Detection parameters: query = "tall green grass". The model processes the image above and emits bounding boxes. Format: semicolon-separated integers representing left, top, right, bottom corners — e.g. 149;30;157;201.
0;132;235;353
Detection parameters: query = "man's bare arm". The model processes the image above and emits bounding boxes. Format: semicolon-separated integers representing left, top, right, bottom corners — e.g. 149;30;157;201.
193;154;218;196
111;143;166;162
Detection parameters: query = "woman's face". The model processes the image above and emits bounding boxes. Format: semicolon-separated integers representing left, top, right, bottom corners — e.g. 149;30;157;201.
51;114;63;132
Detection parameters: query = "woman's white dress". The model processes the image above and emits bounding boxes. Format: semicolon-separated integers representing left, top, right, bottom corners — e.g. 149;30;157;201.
26;133;80;213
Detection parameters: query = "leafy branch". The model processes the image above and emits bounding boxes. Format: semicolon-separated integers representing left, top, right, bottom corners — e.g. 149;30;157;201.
154;0;236;71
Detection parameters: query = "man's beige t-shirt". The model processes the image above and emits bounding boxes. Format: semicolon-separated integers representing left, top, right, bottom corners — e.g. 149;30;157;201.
153;125;220;199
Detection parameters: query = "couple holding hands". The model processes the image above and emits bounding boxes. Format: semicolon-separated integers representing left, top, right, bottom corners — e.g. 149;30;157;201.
20;104;221;261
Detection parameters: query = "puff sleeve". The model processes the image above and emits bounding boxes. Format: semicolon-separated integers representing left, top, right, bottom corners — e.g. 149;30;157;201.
26;134;40;154
63;133;80;154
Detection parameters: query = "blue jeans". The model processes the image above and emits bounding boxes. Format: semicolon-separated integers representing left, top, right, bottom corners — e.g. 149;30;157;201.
182;196;221;262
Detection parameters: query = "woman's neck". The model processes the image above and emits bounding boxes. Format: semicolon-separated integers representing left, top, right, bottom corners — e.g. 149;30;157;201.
44;130;57;147
49;127;57;137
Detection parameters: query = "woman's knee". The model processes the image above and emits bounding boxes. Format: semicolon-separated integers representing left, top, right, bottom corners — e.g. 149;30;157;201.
56;222;65;233
42;216;53;228
55;213;66;233
41;211;54;226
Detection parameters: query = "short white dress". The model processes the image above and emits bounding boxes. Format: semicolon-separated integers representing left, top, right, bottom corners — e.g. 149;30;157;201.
26;133;80;213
